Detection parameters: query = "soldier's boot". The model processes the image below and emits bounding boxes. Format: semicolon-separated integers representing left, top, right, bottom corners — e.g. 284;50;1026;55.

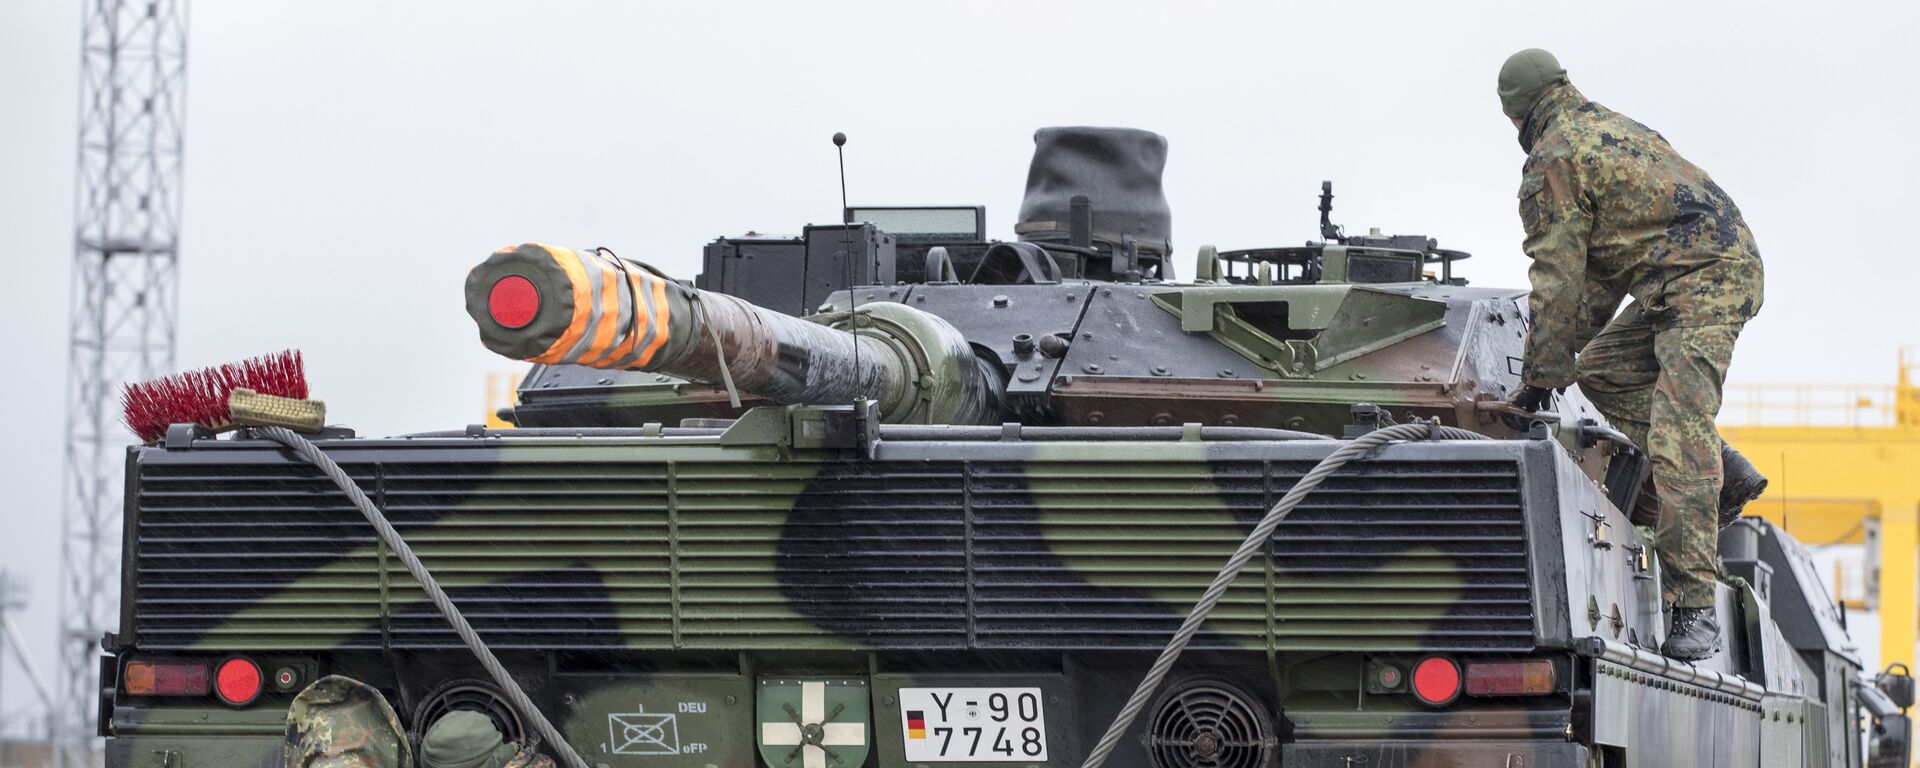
1718;443;1768;530
1662;606;1721;661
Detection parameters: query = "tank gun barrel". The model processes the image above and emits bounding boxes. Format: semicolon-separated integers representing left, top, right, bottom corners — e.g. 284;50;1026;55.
466;243;995;424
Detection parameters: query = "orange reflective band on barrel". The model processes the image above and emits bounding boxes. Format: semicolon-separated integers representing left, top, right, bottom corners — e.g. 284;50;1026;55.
577;252;625;366
599;264;647;366
529;244;595;365
604;259;660;368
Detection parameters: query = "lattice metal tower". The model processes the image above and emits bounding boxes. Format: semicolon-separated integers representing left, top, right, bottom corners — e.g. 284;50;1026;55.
58;0;188;764
2;569;28;736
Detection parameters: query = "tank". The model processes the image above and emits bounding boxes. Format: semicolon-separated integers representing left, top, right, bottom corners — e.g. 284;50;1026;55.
101;127;1910;768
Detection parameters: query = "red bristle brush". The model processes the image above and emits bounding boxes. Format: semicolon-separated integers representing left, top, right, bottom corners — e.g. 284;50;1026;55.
122;350;323;443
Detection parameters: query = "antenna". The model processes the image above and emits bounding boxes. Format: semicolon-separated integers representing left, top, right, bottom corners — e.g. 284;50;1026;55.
833;132;850;214
833;132;862;411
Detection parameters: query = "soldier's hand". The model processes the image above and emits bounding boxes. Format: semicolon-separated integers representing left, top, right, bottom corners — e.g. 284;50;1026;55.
1501;386;1555;431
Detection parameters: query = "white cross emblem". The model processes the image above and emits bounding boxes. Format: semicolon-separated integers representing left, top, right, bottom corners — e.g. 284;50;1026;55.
761;681;867;768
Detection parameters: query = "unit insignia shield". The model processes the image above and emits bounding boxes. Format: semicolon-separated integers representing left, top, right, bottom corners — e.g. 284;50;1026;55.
756;677;871;768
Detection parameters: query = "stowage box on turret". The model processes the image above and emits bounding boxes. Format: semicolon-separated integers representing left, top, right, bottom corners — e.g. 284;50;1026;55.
101;128;1909;768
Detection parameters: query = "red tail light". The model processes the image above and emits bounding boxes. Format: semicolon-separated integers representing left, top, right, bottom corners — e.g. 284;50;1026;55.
124;661;210;697
214;657;264;706
1465;659;1557;696
1411;656;1462;707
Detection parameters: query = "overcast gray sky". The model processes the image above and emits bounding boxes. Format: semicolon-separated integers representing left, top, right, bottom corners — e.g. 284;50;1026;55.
2;0;1916;725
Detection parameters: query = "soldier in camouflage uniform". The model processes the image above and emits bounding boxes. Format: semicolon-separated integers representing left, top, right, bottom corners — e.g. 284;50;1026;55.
1497;49;1769;661
420;710;554;768
285;676;413;768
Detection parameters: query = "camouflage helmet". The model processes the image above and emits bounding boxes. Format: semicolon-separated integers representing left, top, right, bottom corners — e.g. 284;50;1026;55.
420;710;517;768
285;676;413;768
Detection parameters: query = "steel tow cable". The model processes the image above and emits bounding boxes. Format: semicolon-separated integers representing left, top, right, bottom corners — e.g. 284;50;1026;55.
1078;421;1490;768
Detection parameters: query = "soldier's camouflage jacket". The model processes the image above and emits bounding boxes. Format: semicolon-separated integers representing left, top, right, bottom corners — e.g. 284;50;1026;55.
1516;83;1764;388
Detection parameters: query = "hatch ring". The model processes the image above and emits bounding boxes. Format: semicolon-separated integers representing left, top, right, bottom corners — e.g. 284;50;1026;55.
412;678;529;751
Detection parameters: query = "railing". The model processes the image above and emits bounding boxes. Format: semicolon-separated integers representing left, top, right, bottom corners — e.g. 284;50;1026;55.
1719;383;1903;428
1720;346;1919;428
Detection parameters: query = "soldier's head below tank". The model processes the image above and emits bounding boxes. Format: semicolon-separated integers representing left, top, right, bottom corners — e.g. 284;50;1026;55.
421;711;517;768
1498;48;1569;126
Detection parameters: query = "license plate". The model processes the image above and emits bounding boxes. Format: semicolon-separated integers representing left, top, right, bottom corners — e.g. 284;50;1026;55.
898;687;1048;762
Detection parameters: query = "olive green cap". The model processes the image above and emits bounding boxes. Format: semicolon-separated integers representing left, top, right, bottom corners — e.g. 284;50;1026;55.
421;712;516;768
1498;48;1569;119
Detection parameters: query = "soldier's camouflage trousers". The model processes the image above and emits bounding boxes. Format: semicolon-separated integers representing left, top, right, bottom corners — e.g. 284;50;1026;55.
1575;303;1742;609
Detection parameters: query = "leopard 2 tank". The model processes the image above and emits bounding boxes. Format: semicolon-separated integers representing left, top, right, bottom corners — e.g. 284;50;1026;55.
101;126;1910;768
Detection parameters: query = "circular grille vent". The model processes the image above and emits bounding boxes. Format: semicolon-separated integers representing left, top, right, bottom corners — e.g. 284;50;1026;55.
411;679;528;748
1145;680;1274;768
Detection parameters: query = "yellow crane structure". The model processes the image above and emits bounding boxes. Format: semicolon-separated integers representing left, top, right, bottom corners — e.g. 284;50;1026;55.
1721;349;1920;677
484;370;524;429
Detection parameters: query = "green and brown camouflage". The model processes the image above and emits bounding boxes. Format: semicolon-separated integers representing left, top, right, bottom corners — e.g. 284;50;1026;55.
285;676;413;768
1577;304;1744;609
102;128;1906;768
501;751;553;768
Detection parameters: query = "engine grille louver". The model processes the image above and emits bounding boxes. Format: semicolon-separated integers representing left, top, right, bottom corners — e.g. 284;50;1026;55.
130;447;1533;652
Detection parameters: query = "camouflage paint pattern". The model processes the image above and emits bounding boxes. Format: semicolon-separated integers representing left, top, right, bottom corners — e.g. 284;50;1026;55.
102;406;1866;767
285;676;413;768
133;415;1538;655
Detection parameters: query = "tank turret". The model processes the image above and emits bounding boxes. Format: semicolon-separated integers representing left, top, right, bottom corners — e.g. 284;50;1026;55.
479;128;1590;455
